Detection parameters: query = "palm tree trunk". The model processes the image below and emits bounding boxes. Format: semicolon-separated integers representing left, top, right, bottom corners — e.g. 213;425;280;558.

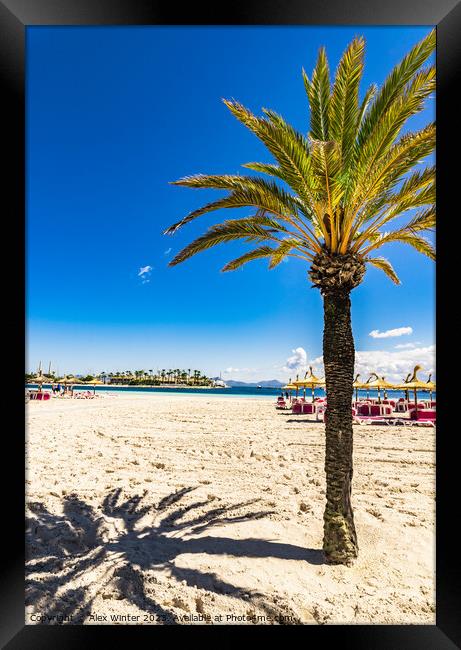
322;289;358;565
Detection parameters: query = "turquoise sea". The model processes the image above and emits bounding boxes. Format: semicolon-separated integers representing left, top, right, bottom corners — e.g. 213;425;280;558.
26;384;435;401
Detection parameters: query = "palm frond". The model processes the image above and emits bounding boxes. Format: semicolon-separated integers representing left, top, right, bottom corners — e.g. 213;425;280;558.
169;216;301;266
329;37;365;169
303;47;331;141
360;230;435;260
403;205;436;232
352;66;435;199
221;245;275;271
366;256;401;284
167;31;436;280
357;83;377;128
242;161;283;179
309;138;343;246
350;123;435;242
357;29;435;150
222;100;319;211
268;238;303;269
165;174;305;234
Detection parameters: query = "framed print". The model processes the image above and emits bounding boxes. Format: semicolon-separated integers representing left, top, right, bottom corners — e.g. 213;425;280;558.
1;0;460;646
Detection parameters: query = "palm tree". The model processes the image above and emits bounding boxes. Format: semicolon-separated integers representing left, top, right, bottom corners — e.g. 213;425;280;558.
165;32;435;565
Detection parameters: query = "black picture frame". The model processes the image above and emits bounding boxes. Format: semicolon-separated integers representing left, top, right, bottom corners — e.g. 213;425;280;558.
2;0;460;646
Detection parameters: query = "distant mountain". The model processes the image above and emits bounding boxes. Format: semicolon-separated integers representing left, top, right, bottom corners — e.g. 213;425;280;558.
223;379;285;388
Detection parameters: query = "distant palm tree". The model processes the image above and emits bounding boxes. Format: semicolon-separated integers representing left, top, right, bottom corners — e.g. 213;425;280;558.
165;32;435;564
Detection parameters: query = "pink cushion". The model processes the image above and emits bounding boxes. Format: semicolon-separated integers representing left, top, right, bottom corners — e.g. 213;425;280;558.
292;403;302;414
302;403;316;414
411;409;436;420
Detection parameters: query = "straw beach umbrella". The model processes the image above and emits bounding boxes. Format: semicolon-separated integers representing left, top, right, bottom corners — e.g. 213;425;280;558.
395;372;413;401
293;373;307;399
352;374;370;402
60;376;82;393
400;365;428;419
294;367;325;402
85;378;103;395
282;380;297;400
426;374;436;401
33;374;49;392
365;373;397;403
379;376;398;400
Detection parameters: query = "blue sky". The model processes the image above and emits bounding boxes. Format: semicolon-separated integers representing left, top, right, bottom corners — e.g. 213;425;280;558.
26;26;435;382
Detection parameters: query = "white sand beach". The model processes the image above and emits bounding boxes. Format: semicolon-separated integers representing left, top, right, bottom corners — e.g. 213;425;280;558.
25;393;435;625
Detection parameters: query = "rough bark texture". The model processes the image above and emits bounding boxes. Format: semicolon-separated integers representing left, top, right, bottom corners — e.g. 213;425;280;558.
309;251;365;293
320;284;359;565
308;250;362;564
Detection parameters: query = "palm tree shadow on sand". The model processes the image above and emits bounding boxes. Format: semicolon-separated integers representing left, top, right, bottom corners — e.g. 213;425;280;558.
26;487;324;625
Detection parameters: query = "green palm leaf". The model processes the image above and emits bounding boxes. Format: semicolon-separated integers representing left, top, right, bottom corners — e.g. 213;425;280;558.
357;29;435;150
303;47;331;141
329;37;365;169
366;256;401;284
221;245;276;271
169;217;300;266
361;230;435;259
167;31;435;278
268;238;305;269
165;175;305;234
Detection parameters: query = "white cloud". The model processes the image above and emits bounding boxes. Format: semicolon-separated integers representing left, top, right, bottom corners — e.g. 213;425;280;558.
395;343;416;349
223;367;256;375
369;326;413;339
311;345;435;384
283;347;308;374
137;265;153;284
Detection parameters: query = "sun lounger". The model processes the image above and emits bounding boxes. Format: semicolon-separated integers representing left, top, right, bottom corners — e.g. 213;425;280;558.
355;417;391;425
34;392;51;401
